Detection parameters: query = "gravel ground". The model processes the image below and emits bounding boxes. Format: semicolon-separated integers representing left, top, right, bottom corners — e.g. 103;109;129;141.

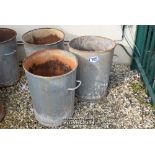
0;64;155;129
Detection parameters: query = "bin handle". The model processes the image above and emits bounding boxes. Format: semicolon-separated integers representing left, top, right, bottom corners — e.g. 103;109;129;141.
113;54;118;62
4;50;16;56
0;50;16;61
68;80;82;91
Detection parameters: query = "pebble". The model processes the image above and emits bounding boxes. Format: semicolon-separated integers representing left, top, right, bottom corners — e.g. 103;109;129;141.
0;64;155;128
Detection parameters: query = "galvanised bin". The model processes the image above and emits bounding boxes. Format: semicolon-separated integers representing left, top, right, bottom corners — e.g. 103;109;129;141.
68;36;116;101
22;28;65;56
23;49;81;127
0;28;19;87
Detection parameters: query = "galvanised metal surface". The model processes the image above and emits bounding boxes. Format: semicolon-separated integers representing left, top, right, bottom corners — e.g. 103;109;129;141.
69;36;116;101
22;28;65;56
23;49;81;127
0;28;19;87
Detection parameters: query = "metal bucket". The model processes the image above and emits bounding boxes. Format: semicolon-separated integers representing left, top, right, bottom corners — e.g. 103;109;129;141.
23;49;81;127
0;28;19;87
68;36;116;101
22;28;65;56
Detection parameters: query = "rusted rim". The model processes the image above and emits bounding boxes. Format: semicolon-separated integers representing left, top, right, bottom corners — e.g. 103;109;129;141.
0;28;17;44
69;35;116;53
0;102;5;122
23;49;78;79
22;28;65;46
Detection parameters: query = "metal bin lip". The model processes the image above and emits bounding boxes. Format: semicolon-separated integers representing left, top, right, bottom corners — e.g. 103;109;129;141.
0;28;17;44
23;49;78;80
22;27;65;46
69;35;116;54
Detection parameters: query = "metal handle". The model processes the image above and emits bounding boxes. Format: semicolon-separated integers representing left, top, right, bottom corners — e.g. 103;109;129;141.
4;50;16;56
68;80;82;91
113;54;118;62
0;50;16;61
114;54;118;57
17;41;24;45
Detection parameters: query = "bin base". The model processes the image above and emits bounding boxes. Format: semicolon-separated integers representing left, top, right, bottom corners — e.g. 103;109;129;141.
76;91;108;103
33;109;74;128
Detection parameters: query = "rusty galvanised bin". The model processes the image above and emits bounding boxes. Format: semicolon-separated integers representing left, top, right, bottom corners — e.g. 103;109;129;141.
23;49;81;127
22;28;65;56
0;28;19;87
68;36;116;101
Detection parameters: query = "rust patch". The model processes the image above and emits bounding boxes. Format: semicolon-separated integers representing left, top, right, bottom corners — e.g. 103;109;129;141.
0;102;5;122
0;28;16;42
30;35;61;45
29;60;72;77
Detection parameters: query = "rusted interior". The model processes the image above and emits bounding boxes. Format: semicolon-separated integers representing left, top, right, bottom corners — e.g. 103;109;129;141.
69;36;115;52
28;60;72;77
0;28;16;43
23;28;64;45
31;35;60;45
23;50;77;77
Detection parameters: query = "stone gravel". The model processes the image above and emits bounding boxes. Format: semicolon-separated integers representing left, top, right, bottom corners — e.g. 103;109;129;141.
0;64;155;129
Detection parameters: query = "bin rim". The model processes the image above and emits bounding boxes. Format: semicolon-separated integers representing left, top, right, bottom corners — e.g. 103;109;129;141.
22;27;65;46
23;49;78;80
0;28;17;44
68;35;116;53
